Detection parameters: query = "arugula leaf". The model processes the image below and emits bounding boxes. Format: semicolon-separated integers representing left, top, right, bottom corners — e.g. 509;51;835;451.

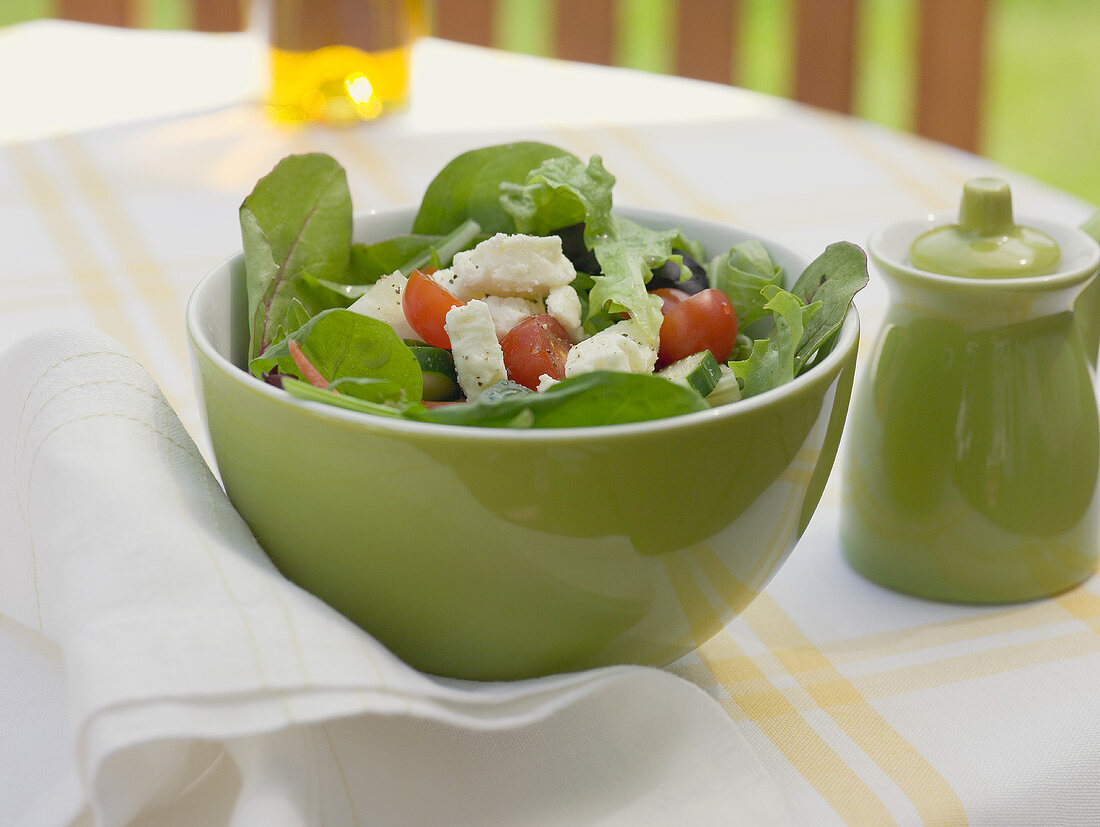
412;142;575;236
729;286;819;398
790;242;868;373
250;308;422;403
240;154;353;361
406;372;708;428
708;240;785;326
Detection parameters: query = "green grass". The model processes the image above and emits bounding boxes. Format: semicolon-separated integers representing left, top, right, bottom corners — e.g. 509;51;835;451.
985;0;1100;207
6;0;1099;207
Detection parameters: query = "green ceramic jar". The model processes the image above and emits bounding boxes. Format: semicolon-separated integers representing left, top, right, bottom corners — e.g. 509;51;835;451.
842;186;1100;603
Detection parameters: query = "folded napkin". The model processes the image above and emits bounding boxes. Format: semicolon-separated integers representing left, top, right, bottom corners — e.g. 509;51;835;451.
0;328;790;826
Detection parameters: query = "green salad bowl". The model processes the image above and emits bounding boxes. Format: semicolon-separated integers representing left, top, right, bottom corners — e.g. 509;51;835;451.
187;206;859;681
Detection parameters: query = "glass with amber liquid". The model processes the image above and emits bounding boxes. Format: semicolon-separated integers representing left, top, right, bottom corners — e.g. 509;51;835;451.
264;0;424;124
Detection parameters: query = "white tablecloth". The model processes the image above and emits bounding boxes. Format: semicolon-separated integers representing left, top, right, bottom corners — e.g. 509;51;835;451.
3;21;1100;826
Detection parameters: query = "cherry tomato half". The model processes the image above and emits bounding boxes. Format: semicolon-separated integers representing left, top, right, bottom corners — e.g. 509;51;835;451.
403;269;464;349
657;288;738;367
650;287;689;314
500;314;573;390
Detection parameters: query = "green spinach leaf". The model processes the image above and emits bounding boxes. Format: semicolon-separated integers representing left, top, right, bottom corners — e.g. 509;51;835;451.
347;218;483;284
240;153;353;361
282;378;405;417
412;142;574;235
250;308;422;403
406;371;708;428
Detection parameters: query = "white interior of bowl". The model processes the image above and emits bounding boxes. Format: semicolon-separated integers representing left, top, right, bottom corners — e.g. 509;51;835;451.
187;206;860;438
869;212;1100;289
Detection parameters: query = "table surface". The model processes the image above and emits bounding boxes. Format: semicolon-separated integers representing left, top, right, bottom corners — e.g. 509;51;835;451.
4;21;1100;826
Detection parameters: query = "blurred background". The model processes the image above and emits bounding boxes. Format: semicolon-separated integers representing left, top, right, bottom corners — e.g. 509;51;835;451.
4;0;1098;206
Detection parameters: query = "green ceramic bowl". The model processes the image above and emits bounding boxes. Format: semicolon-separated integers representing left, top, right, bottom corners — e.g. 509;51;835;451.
187;207;859;681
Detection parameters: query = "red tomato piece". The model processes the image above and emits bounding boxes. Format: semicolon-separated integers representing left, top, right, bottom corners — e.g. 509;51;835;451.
651;287;689;314
500;314;573;390
657;288;738;367
403;269;463;349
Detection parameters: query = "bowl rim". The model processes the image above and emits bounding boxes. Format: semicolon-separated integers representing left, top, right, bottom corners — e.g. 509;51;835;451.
868;211;1100;293
187;205;860;440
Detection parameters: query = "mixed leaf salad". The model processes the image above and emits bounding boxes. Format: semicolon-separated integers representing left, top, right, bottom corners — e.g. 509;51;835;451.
240;142;867;428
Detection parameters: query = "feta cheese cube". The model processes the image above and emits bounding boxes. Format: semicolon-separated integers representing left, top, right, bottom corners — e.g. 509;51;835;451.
444;300;508;400
450;233;576;298
545;284;583;342
429;267;459;291
347;271;418;340
481;295;545;338
564;320;658;378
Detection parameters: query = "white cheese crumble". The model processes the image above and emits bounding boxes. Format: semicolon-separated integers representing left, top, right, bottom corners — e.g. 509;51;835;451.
564;319;657;378
450;233;576;299
481;295;545;339
347;270;418;340
444;300;508;400
545;284;583;342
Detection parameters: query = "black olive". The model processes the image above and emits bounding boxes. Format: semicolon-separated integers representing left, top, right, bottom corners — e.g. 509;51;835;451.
647;249;709;294
551;222;601;275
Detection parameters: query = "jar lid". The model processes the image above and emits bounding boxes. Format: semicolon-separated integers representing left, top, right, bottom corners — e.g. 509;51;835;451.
909;178;1061;277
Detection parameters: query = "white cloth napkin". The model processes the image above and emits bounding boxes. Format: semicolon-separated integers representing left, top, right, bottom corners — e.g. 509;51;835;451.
0;327;790;827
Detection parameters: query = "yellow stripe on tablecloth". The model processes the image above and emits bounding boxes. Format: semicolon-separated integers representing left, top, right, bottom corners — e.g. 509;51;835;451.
680;588;1100;715
813;599;1083;665
742;593;968;824
51;136;188;381
664;556;896;825
703;583;1100;692
848;628;1100;700
6;144;144;356
1055;588;1100;630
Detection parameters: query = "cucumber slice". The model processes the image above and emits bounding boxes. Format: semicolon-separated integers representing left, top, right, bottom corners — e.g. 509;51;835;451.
407;344;461;401
706;364;742;407
657;351;721;397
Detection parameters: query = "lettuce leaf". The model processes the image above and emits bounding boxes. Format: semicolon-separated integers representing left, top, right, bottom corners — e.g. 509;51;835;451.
708;240;785;326
501;154;687;341
729;286;819;398
501;153;615;241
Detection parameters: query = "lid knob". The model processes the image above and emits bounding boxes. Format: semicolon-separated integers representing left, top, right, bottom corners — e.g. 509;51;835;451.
910;177;1061;278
